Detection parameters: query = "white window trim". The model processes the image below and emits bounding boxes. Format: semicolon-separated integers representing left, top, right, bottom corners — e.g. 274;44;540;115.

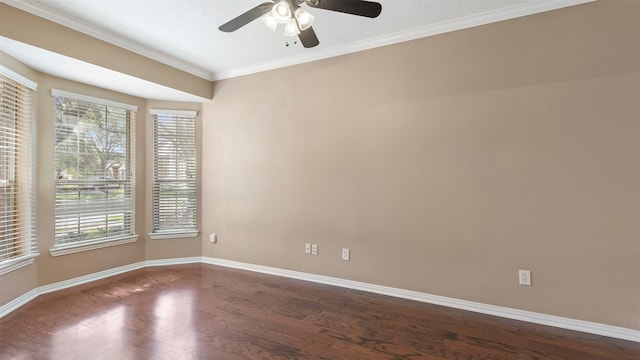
0;69;38;273
51;91;137;252
149;109;197;117
150;108;198;238
0;253;39;276
51;89;138;111
148;231;200;240
49;235;138;257
0;65;38;90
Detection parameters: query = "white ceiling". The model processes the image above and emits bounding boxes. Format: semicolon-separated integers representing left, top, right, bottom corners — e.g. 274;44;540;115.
0;0;593;101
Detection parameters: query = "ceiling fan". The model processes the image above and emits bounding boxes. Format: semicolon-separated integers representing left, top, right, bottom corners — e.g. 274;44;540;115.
219;0;382;48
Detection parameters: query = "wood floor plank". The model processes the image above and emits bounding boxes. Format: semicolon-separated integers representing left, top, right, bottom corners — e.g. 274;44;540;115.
0;264;638;359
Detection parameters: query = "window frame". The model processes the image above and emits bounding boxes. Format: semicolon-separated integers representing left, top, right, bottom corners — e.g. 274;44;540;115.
149;109;198;240
0;65;38;275
50;89;138;256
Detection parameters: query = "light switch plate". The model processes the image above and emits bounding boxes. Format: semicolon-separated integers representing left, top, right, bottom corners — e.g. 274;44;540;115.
342;248;350;261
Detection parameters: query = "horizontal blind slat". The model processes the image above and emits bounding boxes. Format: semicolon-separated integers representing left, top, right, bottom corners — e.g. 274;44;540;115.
53;94;135;245
152;113;197;234
0;75;37;263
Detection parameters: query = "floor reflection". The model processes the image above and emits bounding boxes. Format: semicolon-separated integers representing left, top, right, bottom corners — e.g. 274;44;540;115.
51;305;125;359
152;289;197;359
2;265;636;359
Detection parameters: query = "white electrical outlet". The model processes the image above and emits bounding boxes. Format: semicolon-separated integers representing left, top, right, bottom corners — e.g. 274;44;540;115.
342;248;350;261
305;243;311;254
519;270;532;286
311;244;318;255
209;233;217;243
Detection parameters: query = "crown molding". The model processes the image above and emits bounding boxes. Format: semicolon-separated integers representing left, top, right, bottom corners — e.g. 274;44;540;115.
213;0;595;80
0;0;215;80
2;0;595;82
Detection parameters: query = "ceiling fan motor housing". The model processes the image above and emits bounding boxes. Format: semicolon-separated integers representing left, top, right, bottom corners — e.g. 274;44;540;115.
219;0;382;48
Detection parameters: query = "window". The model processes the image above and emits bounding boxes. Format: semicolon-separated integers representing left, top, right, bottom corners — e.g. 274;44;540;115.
52;89;137;255
0;68;37;273
150;109;197;238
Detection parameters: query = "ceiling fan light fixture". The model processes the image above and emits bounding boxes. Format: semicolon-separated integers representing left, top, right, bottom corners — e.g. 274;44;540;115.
218;0;382;49
283;18;301;36
261;13;278;32
294;7;315;31
272;1;292;24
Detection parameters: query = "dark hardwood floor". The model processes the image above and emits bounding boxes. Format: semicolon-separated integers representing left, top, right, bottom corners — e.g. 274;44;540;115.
0;264;637;359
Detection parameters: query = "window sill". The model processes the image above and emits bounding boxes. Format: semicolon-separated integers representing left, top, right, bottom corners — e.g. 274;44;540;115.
149;231;199;240
0;253;39;276
49;235;139;257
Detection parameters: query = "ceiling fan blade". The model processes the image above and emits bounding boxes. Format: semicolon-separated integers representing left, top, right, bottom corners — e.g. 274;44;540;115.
219;2;274;32
306;0;382;18
298;27;320;48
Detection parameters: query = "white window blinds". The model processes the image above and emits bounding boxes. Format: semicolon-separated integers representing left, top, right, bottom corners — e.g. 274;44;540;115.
53;90;136;246
0;74;37;264
151;109;197;235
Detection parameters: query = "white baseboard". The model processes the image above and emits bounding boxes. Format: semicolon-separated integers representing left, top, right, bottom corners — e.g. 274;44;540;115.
201;257;640;343
0;258;198;318
2;256;638;343
145;256;202;267
0;288;40;318
37;261;148;296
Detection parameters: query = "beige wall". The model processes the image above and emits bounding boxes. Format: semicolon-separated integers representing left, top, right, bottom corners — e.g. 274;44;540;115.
34;74;148;285
144;100;203;260
0;53;203;301
202;0;640;330
0;3;214;100
0;52;40;306
0;3;210;279
1;0;638;333
0;59;152;300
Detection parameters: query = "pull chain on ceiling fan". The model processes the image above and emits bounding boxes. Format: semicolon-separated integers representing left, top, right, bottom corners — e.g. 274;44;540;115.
219;0;382;48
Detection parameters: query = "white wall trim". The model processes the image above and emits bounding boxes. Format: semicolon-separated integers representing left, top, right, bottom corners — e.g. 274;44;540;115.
49;235;139;257
36;261;147;296
201;257;640;343
2;256;638;343
145;257;202;267
2;0;594;81
149;109;198;117
51;89;138;111
0;288;40;318
0;261;145;318
0;253;39;276
148;231;200;240
0;257;200;318
0;64;38;90
211;0;596;80
0;0;214;80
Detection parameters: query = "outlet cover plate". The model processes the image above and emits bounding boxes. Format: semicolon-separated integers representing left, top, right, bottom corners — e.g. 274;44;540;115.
519;270;532;286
